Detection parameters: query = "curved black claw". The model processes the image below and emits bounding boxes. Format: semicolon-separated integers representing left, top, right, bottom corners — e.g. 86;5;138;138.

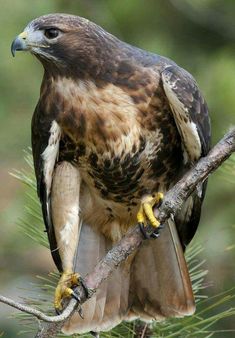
55;308;62;315
90;331;100;338
79;277;90;298
139;222;152;239
71;290;81;303
139;222;164;239
70;290;85;318
78;306;84;319
71;291;84;318
72;276;94;319
71;276;90;300
150;231;160;239
150;224;164;239
55;290;81;316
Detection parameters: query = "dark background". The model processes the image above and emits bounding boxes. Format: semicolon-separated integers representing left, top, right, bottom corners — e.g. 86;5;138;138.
0;0;235;336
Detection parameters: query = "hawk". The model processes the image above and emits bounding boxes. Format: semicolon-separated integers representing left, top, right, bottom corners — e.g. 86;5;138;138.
11;14;211;335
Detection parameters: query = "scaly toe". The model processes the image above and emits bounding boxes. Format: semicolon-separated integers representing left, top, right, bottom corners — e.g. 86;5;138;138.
54;271;82;312
137;193;164;238
70;272;80;285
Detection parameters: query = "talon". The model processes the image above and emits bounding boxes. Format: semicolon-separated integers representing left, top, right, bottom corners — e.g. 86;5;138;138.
139;222;151;239
78;276;89;298
151;224;165;238
78;306;84;319
151;230;160;239
55;307;62;315
137;192;164;238
71;290;81;303
54;271;82;312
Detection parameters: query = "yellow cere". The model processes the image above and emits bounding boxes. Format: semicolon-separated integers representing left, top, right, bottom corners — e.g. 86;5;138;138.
19;31;28;39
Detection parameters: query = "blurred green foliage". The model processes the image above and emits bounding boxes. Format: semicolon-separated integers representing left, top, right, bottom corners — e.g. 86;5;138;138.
0;0;235;337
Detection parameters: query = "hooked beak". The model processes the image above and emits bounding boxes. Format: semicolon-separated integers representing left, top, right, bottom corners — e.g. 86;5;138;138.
11;31;28;57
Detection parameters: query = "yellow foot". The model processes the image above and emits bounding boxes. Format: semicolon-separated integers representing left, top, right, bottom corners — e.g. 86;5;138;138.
54;271;81;312
137;192;164;238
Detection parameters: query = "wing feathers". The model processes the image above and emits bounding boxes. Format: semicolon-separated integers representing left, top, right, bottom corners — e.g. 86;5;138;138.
32;106;63;270
162;65;210;162
162;65;210;246
42;120;61;197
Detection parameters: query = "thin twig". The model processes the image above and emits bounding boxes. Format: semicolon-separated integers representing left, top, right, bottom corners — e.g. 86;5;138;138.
0;295;77;323
140;323;148;338
0;128;234;338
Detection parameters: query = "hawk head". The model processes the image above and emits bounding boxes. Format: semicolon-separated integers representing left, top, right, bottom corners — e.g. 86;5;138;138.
11;14;118;77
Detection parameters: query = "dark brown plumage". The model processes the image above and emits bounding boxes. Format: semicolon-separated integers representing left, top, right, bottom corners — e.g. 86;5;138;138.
12;14;211;335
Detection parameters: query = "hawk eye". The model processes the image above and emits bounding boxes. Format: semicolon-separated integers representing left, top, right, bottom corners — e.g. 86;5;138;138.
44;28;59;39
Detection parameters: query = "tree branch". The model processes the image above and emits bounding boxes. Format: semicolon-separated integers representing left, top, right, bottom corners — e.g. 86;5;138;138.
1;128;235;338
0;295;78;323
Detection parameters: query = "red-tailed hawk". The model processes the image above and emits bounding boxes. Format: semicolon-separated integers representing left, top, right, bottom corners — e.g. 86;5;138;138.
12;14;211;336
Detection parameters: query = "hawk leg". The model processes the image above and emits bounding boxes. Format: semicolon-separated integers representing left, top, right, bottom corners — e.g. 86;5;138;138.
51;162;84;313
137;192;164;239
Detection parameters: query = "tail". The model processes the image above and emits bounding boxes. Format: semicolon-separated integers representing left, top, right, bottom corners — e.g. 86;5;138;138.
62;220;195;335
62;222;131;335
128;218;195;321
